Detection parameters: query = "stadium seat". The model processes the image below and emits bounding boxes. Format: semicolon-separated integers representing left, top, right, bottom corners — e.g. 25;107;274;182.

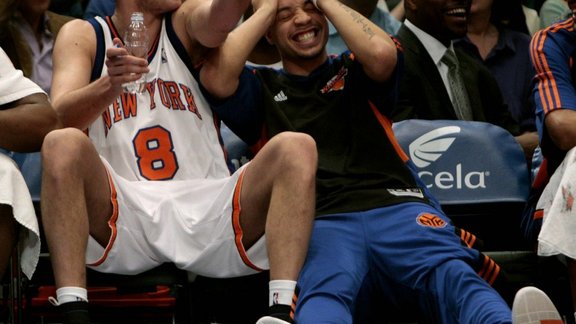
392;119;531;251
392;119;573;319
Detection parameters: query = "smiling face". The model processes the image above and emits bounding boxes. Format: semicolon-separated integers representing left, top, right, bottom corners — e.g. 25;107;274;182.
406;0;471;45
266;0;328;69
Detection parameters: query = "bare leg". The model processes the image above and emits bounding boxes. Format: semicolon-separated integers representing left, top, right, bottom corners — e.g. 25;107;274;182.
238;132;317;281
0;204;17;280
41;128;114;290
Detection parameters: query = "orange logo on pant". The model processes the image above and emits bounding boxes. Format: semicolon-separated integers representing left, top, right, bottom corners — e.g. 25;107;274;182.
416;213;447;228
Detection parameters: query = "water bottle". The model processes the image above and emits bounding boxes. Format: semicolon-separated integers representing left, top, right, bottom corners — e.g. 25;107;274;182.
122;12;149;94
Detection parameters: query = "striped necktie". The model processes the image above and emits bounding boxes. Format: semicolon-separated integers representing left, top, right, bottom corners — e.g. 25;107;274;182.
441;49;473;121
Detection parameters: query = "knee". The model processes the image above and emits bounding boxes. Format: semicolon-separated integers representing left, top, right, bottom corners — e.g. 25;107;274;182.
42;128;92;172
270;131;317;176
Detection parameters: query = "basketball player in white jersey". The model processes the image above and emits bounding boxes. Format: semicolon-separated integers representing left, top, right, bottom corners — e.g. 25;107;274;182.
42;0;317;323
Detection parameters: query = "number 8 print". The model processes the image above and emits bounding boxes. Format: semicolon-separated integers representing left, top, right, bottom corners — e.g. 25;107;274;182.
133;125;178;180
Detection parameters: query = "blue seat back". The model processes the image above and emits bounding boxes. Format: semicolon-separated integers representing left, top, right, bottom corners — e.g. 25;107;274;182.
392;119;530;206
1;150;42;203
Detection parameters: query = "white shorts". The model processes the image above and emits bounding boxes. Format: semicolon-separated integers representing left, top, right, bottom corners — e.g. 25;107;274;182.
86;159;269;277
537;147;576;259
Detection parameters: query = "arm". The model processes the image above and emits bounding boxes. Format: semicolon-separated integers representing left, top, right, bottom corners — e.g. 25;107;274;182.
545;110;576;150
51;20;148;129
530;28;576;151
200;0;277;99
0;93;60;152
177;0;252;49
317;0;397;82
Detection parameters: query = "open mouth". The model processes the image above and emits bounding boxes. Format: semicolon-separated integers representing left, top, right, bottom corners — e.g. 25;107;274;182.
292;29;318;44
445;7;467;18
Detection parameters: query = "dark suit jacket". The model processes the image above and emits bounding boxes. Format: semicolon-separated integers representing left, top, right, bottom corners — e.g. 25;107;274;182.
393;25;520;135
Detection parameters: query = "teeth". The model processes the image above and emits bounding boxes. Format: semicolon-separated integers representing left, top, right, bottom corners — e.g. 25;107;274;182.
297;31;315;42
446;8;466;15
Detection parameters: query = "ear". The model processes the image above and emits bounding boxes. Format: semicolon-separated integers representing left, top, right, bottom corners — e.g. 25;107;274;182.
265;30;274;45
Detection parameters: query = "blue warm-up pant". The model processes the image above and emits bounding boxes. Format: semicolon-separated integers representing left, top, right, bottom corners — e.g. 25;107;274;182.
295;202;511;324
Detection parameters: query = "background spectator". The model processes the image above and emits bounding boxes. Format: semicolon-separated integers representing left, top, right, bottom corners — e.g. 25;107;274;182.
539;0;571;28
455;0;538;162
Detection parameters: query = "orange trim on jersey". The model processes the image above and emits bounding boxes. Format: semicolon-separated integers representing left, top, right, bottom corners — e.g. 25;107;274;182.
531;20;573;114
290;294;297;320
251;126;270;155
531;30;556;114
87;167;119;267
232;168;264;272
534;209;544;220
105;16;160;59
391;35;403;52
532;158;549;189
477;255;500;286
368;101;410;162
460;229;477;249
105;16;120;40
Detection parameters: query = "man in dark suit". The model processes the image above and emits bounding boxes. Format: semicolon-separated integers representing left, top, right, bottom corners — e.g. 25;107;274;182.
393;0;527;141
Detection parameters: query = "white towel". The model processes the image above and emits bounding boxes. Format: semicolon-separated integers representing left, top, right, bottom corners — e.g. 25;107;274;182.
0;154;40;279
538;147;576;259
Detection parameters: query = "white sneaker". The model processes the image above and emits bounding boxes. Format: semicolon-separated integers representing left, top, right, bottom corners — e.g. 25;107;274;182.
255;316;291;324
512;286;563;323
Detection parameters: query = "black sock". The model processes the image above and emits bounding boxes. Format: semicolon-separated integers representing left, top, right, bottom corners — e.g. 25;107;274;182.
268;304;294;323
60;301;90;324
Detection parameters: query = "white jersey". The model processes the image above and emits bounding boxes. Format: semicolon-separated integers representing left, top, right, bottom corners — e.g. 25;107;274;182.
88;15;229;181
83;16;268;276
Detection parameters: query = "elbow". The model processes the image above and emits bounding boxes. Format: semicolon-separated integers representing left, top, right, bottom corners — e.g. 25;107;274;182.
200;68;238;100
364;42;398;82
546;111;576;151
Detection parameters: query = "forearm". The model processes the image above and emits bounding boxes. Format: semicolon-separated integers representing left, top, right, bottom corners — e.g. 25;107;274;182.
546;109;576;151
52;76;121;130
319;0;397;81
187;0;251;48
201;3;275;99
0;97;61;152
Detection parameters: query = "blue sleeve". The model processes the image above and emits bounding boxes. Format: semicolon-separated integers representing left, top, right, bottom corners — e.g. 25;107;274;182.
531;25;576;138
205;67;265;146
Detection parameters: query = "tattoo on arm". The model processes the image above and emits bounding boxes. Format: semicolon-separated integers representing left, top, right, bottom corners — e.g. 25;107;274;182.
337;2;375;40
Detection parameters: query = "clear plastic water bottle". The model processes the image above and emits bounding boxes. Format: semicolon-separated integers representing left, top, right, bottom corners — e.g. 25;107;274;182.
122;12;149;94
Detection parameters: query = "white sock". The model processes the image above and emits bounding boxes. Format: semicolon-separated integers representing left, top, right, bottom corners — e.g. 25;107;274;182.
269;280;296;306
53;287;88;305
